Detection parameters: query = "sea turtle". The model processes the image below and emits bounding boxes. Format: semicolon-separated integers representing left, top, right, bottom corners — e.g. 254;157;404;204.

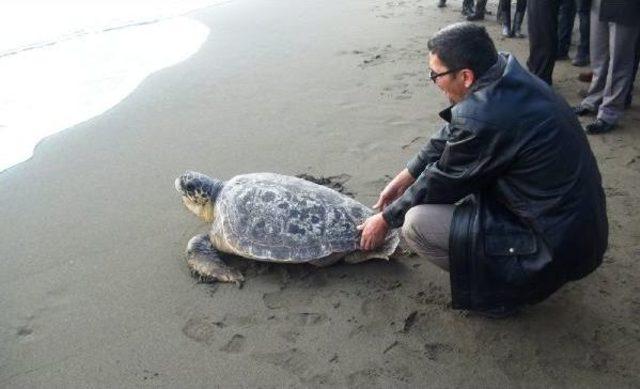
175;171;400;284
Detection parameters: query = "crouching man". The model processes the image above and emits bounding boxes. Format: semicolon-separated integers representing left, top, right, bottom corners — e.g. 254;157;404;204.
358;22;608;318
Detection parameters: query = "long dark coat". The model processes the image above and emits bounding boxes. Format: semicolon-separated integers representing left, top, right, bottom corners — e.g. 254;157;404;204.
383;54;608;310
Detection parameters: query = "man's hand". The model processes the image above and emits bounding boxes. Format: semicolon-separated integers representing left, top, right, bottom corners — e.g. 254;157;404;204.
373;168;416;211
357;213;390;251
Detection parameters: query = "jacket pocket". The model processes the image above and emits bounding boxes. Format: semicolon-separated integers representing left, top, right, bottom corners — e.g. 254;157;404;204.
484;232;542;286
484;232;537;256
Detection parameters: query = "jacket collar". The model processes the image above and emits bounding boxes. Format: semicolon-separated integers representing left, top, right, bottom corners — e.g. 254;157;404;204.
437;53;509;123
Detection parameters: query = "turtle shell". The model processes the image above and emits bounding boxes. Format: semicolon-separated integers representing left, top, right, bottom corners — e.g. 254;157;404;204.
211;173;374;262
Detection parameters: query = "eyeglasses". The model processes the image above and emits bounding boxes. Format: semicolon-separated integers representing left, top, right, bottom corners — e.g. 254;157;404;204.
429;68;461;83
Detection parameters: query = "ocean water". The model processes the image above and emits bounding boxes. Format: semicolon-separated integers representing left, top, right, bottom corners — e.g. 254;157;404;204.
0;0;220;172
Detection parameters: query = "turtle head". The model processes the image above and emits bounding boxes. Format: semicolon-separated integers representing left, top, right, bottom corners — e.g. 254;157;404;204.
175;171;223;222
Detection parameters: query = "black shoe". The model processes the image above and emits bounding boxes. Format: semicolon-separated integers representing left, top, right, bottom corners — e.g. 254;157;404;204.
572;57;589;67
468;305;520;319
573;105;595;116
585;119;616;134
500;11;512;37
437;0;446;7
511;11;525;38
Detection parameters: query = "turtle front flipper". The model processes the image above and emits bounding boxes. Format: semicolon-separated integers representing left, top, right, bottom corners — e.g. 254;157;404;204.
186;234;244;286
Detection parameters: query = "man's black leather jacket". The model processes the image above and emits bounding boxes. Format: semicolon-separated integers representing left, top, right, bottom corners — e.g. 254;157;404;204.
383;53;608;310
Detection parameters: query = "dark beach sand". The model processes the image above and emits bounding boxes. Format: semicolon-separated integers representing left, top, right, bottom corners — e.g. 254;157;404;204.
1;0;639;387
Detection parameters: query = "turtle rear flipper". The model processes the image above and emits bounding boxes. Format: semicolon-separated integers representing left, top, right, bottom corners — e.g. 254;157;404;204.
346;230;401;263
186;234;244;285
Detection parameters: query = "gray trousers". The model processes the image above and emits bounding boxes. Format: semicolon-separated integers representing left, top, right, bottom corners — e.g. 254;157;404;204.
580;0;640;124
401;204;454;272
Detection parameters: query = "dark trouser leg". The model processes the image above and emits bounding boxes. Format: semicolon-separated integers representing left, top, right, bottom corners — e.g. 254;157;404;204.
557;0;577;58
467;0;488;20
574;0;591;63
401;204;454;272
512;0;527;38
527;0;561;85
498;0;512;37
462;0;474;15
626;32;640;107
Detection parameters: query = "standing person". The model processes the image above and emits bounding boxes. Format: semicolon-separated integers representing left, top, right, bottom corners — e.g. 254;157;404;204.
526;0;562;84
572;0;591;66
498;0;527;38
358;23;608;318
557;0;577;60
574;0;640;133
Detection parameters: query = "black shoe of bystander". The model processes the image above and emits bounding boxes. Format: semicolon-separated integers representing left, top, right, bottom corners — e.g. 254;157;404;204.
585;119;616;134
574;105;595;116
511;11;525;38
572;57;589;67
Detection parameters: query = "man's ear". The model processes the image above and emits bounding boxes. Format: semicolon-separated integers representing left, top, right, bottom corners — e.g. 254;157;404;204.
462;69;475;88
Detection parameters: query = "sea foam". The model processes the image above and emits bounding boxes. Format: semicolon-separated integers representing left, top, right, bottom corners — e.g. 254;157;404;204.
0;2;214;172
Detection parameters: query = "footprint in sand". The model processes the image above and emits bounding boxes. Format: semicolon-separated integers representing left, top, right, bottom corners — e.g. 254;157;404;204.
424;342;455;361
16;325;34;340
220;334;246;353
182;316;224;345
253;348;313;378
140;369;160;381
278;329;301;343
360;296;401;318
346;367;382;387
302;373;338;387
393;71;419;81
381;83;413;100
410;282;449;306
286;312;329;326
262;274;327;309
355;45;393;68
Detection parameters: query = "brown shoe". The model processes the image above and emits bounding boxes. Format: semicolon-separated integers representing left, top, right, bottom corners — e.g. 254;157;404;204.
578;71;593;83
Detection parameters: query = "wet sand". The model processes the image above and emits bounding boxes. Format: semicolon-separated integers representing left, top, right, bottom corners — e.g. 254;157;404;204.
1;0;639;387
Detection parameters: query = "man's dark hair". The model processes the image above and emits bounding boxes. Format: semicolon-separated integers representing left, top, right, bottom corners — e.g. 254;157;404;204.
427;22;498;78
